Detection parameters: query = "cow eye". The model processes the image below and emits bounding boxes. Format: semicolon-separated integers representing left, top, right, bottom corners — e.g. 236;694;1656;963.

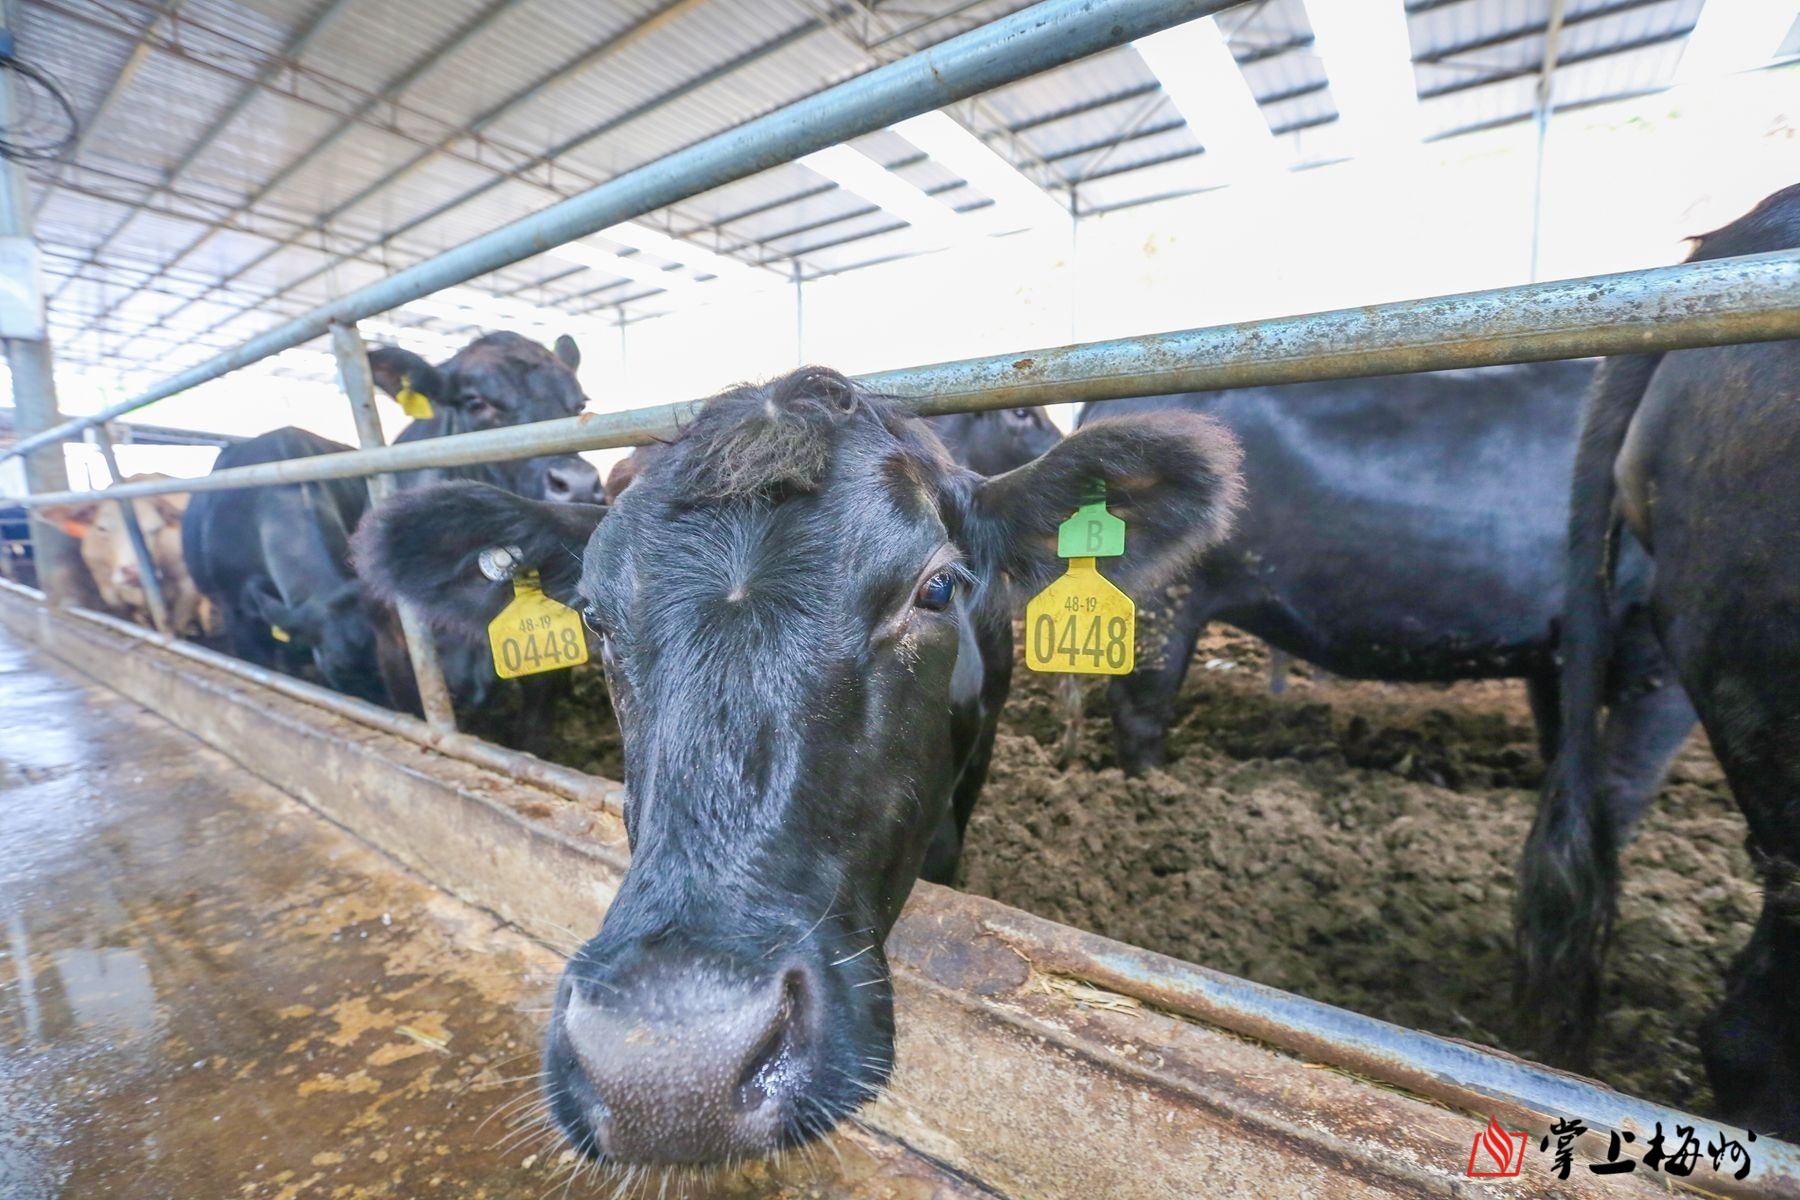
915;570;957;612
581;604;605;635
1010;408;1033;420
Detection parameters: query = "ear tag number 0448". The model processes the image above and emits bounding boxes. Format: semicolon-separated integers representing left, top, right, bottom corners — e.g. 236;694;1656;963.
1025;487;1134;676
487;571;588;680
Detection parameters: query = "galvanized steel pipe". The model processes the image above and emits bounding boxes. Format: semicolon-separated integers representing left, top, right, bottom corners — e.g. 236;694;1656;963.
2;0;1234;464
9;248;1799;509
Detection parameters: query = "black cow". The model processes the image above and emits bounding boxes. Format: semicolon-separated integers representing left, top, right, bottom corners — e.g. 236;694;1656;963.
926;405;1062;474
1080;366;1695;849
353;367;1242;1165
183;332;601;713
1518;184;1800;1138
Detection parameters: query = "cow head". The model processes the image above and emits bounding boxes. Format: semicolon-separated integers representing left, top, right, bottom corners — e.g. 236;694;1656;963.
927;406;1063;475
367;331;587;434
243;578;390;707
39;482;188;615
354;367;1240;1166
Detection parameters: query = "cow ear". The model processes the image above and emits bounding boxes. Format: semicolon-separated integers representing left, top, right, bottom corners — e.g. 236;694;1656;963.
553;334;581;371
353;482;604;636
963;411;1243;599
37;500;101;538
367;345;447;404
241;580;318;643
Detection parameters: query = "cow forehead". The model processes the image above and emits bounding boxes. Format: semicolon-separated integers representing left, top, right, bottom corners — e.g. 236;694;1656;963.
445;335;582;410
587;441;950;625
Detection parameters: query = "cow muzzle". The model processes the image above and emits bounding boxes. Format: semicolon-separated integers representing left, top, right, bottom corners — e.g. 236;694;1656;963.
550;955;832;1164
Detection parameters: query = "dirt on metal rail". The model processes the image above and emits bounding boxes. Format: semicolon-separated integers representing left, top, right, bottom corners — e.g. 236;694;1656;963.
3;581;1793;1199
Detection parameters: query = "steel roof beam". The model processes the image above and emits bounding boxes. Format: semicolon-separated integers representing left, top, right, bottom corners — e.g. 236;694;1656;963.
27;0;188;220
1419;28;1694;99
64;0;521;344
44;0;361;314
1414;0;1673;66
105;0;781;364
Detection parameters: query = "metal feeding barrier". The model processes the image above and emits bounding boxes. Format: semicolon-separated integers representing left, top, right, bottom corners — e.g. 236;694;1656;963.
5;0;1800;1186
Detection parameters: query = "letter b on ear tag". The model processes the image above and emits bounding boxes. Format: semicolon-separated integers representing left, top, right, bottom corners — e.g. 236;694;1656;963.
488;572;588;679
1057;500;1124;558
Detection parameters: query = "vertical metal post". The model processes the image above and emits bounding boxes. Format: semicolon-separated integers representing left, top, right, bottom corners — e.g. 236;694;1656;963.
90;423;173;635
0;11;83;604
1529;0;1567;283
330;320;457;732
792;261;805;364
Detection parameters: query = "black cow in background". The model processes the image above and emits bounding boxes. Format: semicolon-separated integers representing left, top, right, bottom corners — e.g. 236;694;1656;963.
1518;184;1800;1139
183;332;601;728
353;366;1243;1165
1077;365;1695;852
926;405;1062;475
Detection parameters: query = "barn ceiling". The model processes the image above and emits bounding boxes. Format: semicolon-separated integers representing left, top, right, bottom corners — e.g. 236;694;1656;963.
9;0;1796;385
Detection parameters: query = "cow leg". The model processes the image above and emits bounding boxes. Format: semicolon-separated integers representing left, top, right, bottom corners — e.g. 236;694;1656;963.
1697;754;1800;1142
1108;581;1210;775
1524;668;1561;764
1670;607;1800;1138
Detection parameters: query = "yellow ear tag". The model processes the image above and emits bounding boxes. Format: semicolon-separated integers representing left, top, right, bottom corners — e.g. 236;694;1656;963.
394;376;434;420
269;624;291;643
1025;482;1134;675
487;570;588;680
1025;558;1135;675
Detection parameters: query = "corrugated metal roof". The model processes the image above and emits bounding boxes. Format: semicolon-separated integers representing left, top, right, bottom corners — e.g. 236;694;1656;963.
10;0;1793;383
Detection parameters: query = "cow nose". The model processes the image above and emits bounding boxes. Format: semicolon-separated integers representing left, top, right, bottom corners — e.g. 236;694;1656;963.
559;961;816;1163
544;460;602;504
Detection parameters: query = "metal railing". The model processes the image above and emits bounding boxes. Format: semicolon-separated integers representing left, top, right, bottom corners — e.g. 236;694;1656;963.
9;248;1800;510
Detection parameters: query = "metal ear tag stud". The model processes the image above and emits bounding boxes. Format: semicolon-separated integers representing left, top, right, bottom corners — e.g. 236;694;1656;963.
478;545;524;582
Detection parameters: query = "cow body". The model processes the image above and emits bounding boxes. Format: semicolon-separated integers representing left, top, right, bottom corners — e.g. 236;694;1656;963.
1081;365;1694;843
1519;185;1800;1138
182;427;392;700
354;366;1242;1167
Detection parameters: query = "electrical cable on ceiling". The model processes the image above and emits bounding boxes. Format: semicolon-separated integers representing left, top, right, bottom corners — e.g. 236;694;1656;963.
0;31;79;163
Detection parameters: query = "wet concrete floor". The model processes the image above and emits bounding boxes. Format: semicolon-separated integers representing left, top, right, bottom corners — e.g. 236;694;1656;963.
0;629;977;1199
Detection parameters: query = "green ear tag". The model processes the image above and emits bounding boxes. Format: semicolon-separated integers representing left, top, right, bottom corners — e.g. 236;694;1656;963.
1056;482;1125;558
1027;482;1134;675
487;571;588;680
